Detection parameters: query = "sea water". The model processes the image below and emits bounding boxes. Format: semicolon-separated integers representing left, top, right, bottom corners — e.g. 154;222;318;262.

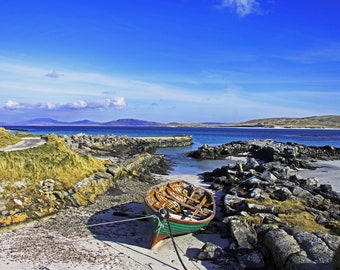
5;125;340;174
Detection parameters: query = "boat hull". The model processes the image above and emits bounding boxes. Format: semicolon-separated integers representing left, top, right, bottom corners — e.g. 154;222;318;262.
144;205;211;248
144;180;216;248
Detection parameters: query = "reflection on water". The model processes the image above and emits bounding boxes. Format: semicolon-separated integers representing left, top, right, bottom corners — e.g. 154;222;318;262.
157;146;241;175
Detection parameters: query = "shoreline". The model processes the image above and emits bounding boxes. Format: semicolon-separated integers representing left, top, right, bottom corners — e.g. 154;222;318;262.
0;162;339;269
4;124;340;130
0;133;339;269
0;174;223;270
296;160;340;192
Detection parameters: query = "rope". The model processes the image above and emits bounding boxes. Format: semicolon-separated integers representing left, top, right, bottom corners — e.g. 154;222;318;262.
157;208;188;270
166;219;188;270
151;214;164;232
85;214;154;228
77;211;190;270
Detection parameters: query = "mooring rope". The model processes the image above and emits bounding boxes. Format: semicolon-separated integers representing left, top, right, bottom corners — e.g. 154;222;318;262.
84;214;154;228
166;218;188;270
1;210;196;270
156;208;188;270
82;211;189;270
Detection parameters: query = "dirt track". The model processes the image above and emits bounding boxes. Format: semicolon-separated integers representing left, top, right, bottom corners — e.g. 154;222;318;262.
0;137;46;152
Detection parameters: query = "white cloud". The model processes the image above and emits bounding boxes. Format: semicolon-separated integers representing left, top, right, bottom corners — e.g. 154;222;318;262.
5;100;30;109
112;97;126;109
68;100;88;109
38;102;57;109
3;97;126;111
63;97;127;110
217;0;260;16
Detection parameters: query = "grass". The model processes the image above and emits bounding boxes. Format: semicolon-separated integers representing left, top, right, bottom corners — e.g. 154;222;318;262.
0;128;22;148
0;129;111;224
0;132;106;193
244;197;329;233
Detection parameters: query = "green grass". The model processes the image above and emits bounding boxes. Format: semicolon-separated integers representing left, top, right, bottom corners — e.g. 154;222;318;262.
0;128;22;148
0;133;106;191
244;198;329;233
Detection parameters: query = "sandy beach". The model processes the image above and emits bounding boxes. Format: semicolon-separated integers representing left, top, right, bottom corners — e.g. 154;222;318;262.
0;174;225;270
0;163;339;270
296;160;340;192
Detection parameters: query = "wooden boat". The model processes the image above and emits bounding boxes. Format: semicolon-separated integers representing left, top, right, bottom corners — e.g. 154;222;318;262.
144;180;216;248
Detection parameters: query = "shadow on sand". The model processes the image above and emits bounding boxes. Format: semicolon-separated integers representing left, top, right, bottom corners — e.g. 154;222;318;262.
87;202;187;269
87;202;153;248
87;201;227;269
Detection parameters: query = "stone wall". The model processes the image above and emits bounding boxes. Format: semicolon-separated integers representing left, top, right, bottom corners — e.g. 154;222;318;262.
63;133;193;158
0;133;193;227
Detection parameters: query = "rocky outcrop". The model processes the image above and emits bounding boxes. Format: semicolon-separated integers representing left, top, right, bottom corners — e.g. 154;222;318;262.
188;139;340;164
192;140;340;269
0;133;184;227
62;133;193;158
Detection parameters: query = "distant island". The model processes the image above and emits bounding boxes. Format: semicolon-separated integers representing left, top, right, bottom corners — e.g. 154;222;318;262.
1;115;340;129
167;115;340;129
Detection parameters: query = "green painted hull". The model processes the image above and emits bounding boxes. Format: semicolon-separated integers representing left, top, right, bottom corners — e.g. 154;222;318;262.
144;204;212;248
144;179;216;248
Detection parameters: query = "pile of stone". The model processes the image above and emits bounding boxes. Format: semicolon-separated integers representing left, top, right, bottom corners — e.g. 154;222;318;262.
189;140;340;269
62;133;193;158
188;139;340;164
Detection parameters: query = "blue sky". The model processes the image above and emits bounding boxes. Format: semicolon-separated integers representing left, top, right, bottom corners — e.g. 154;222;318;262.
1;0;340;124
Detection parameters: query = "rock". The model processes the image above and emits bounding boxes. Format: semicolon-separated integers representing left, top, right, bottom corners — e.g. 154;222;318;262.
319;184;333;192
13;199;23;206
235;249;265;270
244;157;260;171
257;213;286;225
248;188;266;199
289;173;304;182
246;203;278;214
223;194;246;215
69;172;113;206
253;146;277;162
302;177;319;187
333;245;340;270
189;139;340;165
196;242;225;260
239;176;271;189
229;217;257;249
264;228;303;270
314;232;340;251
270;187;292;201
284;252;319;270
306;194;330;210
291;229;334;266
191;139;340;270
64;133;193;157
0;200;7;212
291;186;313;198
260;170;278;182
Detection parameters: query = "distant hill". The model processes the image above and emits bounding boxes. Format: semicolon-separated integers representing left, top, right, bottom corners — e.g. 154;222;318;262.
229;115;340;129
12;118;101;126
17;118;64;125
6;118;161;127
69;120;101;125
2;115;340;129
164;115;340;129
104;118;161;126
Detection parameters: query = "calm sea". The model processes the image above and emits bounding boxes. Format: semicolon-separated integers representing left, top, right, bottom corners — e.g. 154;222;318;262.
5;126;340;174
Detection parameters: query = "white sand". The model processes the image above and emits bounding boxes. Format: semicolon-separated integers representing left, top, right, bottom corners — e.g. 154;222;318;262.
0;163;338;270
0;174;225;270
295;160;340;192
